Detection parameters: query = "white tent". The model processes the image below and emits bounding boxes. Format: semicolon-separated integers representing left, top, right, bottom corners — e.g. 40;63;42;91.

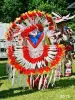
0;23;9;58
0;23;9;39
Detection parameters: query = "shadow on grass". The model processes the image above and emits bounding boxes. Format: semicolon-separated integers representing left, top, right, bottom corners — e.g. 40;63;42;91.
0;87;38;99
0;77;75;99
55;77;75;89
0;83;3;86
72;73;75;75
0;75;8;80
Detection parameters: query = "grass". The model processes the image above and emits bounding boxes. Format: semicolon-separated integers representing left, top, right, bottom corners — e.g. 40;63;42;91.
0;63;7;76
0;60;75;100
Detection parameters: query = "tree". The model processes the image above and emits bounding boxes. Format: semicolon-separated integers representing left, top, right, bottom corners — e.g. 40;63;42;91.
1;0;30;22
28;0;69;15
0;0;74;23
0;0;3;21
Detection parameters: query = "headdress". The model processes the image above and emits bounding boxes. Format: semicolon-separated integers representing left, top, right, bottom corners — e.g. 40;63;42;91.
52;12;75;23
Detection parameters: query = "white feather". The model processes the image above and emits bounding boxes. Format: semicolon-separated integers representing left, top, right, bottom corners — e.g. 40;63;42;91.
52;12;61;18
41;60;46;66
48;51;57;55
45;57;51;62
31;63;36;69
37;61;42;68
48;54;55;59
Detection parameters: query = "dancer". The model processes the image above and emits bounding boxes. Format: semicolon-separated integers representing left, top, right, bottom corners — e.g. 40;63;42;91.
6;11;65;89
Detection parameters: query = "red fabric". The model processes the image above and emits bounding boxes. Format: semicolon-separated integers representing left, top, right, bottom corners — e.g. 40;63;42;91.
65;44;73;51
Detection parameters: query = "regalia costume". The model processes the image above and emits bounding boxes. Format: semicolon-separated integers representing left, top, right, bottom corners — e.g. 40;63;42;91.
6;11;65;89
52;12;75;77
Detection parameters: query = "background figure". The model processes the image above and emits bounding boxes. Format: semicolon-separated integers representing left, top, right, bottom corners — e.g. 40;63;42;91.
52;12;75;77
64;53;72;76
6;11;65;90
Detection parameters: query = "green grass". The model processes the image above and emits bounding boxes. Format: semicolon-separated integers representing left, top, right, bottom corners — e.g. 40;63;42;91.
0;60;75;100
72;59;75;74
0;63;7;76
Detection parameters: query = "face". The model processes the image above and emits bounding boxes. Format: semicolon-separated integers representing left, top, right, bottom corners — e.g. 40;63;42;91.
57;22;66;30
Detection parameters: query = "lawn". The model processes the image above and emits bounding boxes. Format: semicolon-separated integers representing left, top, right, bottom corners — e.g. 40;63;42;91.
0;60;75;100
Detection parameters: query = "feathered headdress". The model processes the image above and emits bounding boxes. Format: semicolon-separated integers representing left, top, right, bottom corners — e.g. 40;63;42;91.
52;12;75;23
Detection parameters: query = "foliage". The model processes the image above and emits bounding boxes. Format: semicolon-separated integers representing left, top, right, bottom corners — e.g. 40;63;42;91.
68;18;75;33
1;0;30;22
1;0;22;22
0;0;3;20
0;0;74;23
28;0;69;15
